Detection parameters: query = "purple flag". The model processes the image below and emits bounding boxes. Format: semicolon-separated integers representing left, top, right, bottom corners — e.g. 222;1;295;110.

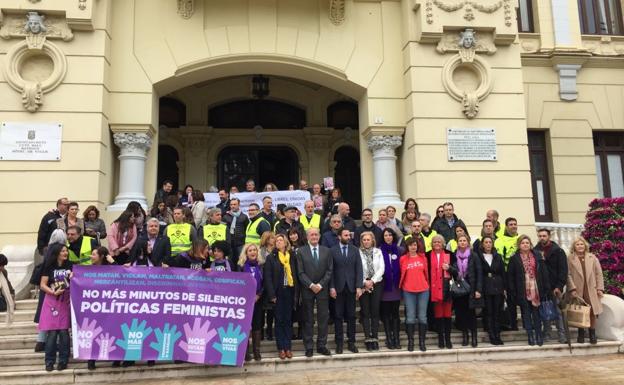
70;265;256;366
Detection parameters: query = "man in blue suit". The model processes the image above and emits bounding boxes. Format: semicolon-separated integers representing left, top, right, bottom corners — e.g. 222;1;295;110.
330;228;363;354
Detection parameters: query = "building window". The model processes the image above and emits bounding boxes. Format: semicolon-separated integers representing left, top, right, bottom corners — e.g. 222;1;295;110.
327;101;358;129
159;97;186;128
517;0;535;32
208;100;306;129
594;132;624;197
528;131;553;222
578;0;624;35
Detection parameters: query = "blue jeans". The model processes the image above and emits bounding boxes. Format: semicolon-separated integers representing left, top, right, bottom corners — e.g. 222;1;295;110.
403;291;429;325
45;329;69;366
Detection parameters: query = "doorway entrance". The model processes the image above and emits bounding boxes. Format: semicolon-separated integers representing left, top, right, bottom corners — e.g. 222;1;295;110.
218;146;299;191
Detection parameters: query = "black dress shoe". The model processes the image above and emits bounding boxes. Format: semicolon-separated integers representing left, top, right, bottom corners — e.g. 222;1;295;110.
121;361;135;368
372;341;379;351
335;344;343;354
57;363;68;371
365;342;373;351
45;364;54;372
305;349;313;357
112;361;121;368
317;347;332;356
147;360;155;367
87;360;96;371
347;343;359;353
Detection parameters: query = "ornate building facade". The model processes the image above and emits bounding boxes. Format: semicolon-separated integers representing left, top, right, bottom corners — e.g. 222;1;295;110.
0;0;623;251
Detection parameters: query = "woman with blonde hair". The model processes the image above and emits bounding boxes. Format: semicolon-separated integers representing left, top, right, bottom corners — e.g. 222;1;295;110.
359;232;385;351
566;236;604;344
507;235;550;346
238;243;264;361
263;234;296;359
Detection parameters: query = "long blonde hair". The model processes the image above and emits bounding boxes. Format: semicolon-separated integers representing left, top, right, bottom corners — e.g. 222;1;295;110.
238;243;264;267
569;236;590;257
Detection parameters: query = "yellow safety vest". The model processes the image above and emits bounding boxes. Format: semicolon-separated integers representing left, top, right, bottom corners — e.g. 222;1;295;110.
67;236;93;265
202;223;227;245
495;234;519;269
495;225;506;240
246;217;269;245
421;230;438;252
166;223;192;256
300;213;321;230
447;239;458;253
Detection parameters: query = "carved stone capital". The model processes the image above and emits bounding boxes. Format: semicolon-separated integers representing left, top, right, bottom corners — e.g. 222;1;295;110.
113;133;152;153
367;135;402;153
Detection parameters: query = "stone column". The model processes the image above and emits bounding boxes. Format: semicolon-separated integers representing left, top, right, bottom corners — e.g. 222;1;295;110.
367;135;402;207
108;132;152;210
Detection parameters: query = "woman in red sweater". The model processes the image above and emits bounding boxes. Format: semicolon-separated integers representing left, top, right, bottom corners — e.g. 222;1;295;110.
399;237;429;352
428;234;454;349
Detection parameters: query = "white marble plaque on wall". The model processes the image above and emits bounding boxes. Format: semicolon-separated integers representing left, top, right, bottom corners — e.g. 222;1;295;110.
447;128;497;161
0;122;62;160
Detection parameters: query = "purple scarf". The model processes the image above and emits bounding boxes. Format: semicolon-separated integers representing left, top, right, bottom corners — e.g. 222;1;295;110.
243;260;263;294
456;247;471;279
380;242;400;292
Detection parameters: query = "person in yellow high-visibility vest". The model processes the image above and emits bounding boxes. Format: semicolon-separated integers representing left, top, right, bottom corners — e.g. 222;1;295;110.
66;226;97;265
418;213;438;253
494;217;519;331
487;209;506;240
245;203;271;245
299;200;322;232
200;208;229;246
165;207;196;256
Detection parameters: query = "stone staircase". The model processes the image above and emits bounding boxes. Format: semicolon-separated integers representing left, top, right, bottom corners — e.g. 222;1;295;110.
1;299;622;385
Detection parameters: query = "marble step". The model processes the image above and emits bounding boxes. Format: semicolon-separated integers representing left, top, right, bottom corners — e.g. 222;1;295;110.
0;341;620;385
0;328;577;353
0;309;36;323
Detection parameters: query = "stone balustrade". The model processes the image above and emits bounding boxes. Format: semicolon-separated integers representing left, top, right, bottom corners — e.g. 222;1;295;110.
535;222;584;252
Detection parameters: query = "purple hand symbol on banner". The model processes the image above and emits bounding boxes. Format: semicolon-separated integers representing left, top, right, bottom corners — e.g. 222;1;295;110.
76;317;102;357
178;318;217;363
95;332;117;360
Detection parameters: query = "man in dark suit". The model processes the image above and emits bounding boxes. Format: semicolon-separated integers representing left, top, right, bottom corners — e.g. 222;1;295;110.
330;228;363;354
296;228;333;357
130;218;171;266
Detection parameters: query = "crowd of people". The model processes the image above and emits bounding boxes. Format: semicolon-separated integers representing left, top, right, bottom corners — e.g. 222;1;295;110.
20;178;605;372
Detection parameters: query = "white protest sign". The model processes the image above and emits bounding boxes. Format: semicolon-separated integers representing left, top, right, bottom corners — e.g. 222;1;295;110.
203;190;311;215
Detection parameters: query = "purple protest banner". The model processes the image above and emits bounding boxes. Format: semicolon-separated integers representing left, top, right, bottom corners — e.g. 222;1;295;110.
70;265;256;366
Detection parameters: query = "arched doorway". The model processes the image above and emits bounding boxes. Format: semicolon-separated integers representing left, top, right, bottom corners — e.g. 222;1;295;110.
157;145;179;192
218;146;299;191
334;146;362;219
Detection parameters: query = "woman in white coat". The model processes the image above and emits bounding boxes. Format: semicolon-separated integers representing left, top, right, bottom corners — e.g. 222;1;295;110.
359;232;385;351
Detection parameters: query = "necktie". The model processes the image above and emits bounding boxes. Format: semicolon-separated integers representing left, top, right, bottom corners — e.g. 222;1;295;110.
342;246;348;260
312;247;318;262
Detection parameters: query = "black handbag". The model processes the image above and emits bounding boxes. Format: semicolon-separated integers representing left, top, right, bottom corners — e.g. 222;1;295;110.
450;277;471;298
469;294;485;309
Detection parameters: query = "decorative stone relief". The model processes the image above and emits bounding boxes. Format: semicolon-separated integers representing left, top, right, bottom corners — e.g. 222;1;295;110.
367;135;402;153
583;36;624;56
0;12;74;43
329;0;346;26
431;0;506;22
437;28;496;59
1;12;69;112
439;29;493;119
177;0;195;19
114;133;153;152
520;36;541;53
79;0;88;10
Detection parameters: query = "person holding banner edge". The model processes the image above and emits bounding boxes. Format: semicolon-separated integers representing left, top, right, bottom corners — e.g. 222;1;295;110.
238;243;264;361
